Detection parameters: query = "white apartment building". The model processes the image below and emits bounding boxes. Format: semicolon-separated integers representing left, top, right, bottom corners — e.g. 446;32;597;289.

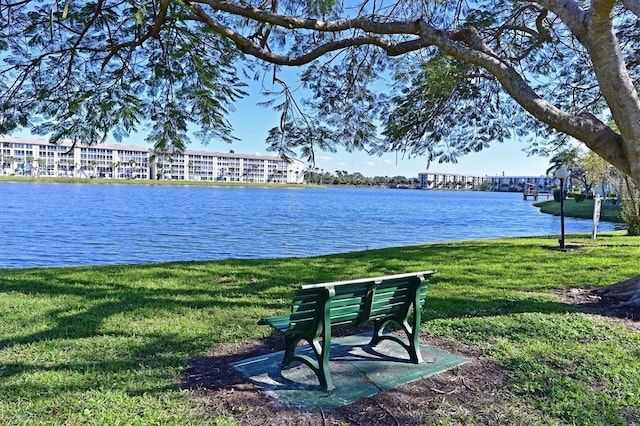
418;172;555;191
0;136;306;184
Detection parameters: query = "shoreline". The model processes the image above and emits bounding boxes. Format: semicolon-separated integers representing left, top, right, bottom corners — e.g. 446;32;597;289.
534;198;624;224
0;175;319;188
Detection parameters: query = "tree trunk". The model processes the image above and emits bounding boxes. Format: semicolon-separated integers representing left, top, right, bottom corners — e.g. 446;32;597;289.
595;275;640;309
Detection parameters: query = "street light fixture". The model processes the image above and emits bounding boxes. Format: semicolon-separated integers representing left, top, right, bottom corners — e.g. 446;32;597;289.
555;167;569;250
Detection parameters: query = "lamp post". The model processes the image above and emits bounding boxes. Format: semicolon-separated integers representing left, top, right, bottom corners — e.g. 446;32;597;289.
555;167;569;250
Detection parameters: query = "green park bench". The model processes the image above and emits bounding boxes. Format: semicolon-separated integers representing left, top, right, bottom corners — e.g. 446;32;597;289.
258;270;436;391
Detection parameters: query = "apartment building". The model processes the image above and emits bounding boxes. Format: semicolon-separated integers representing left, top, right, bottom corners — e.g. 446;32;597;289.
0;136;306;184
418;172;555;191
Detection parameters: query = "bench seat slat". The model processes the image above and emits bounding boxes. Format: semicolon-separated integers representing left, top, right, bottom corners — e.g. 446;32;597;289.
259;315;292;332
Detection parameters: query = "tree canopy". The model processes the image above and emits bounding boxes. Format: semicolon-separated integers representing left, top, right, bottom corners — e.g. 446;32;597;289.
1;0;640;187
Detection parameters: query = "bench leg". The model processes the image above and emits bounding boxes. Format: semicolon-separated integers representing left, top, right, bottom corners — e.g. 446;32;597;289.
282;335;300;367
371;318;423;364
312;335;334;391
280;286;336;391
370;295;424;364
281;333;335;392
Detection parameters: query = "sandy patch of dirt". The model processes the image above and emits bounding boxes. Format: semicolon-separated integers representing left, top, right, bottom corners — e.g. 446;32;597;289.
184;333;511;425
556;286;640;330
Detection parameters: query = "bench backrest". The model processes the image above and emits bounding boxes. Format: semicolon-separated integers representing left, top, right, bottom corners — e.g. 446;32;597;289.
287;271;435;333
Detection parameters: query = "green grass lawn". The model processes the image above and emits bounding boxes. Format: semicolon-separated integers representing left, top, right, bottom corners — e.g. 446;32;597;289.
535;198;625;223
1;233;639;424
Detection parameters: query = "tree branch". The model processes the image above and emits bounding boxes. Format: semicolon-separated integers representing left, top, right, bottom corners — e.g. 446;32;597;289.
621;0;640;17
584;0;640;174
196;0;418;34
151;0;171;39
421;23;629;174
68;0;104;81
527;0;589;40
190;4;428;65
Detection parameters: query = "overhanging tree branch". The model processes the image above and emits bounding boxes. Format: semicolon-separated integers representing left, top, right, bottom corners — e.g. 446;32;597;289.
191;4;431;64
439;24;629;174
2;0;640;186
621;0;640;16
194;1;626;173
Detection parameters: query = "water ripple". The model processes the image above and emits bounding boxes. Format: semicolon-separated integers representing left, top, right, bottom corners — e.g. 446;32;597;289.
0;182;614;268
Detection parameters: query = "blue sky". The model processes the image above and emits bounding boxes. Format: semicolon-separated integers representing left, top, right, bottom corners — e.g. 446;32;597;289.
219;79;553;178
226;100;551;178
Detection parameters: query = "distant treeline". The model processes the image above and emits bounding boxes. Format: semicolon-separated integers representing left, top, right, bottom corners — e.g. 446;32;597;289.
305;170;418;187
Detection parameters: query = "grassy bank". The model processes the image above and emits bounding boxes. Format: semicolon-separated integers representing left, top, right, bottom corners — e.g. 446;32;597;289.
535;198;625;223
1;233;639;424
0;175;319;188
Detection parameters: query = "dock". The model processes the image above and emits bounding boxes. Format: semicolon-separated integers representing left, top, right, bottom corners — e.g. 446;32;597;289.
523;185;551;200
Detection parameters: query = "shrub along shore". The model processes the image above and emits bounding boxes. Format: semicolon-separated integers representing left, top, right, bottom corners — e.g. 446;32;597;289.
1;233;639;424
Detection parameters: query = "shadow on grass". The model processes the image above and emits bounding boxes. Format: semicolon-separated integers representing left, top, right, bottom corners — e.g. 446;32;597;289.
0;239;590;352
0;273;279;350
421;295;578;322
3;237;635;400
0;333;186;397
0;261;292;398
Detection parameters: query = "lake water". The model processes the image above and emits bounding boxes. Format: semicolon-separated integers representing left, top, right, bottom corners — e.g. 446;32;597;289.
0;182;614;268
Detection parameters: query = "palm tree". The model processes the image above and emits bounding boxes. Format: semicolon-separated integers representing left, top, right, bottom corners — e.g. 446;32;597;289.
0;155;16;175
546;147;580;176
25;155;34;176
36;158;46;177
128;159;136;178
111;162;119;178
547;147;580;193
0;154;8;175
76;160;88;178
187;161;194;181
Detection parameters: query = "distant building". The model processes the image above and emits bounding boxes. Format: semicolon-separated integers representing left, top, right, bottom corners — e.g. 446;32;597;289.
0;136;305;184
417;172;554;191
